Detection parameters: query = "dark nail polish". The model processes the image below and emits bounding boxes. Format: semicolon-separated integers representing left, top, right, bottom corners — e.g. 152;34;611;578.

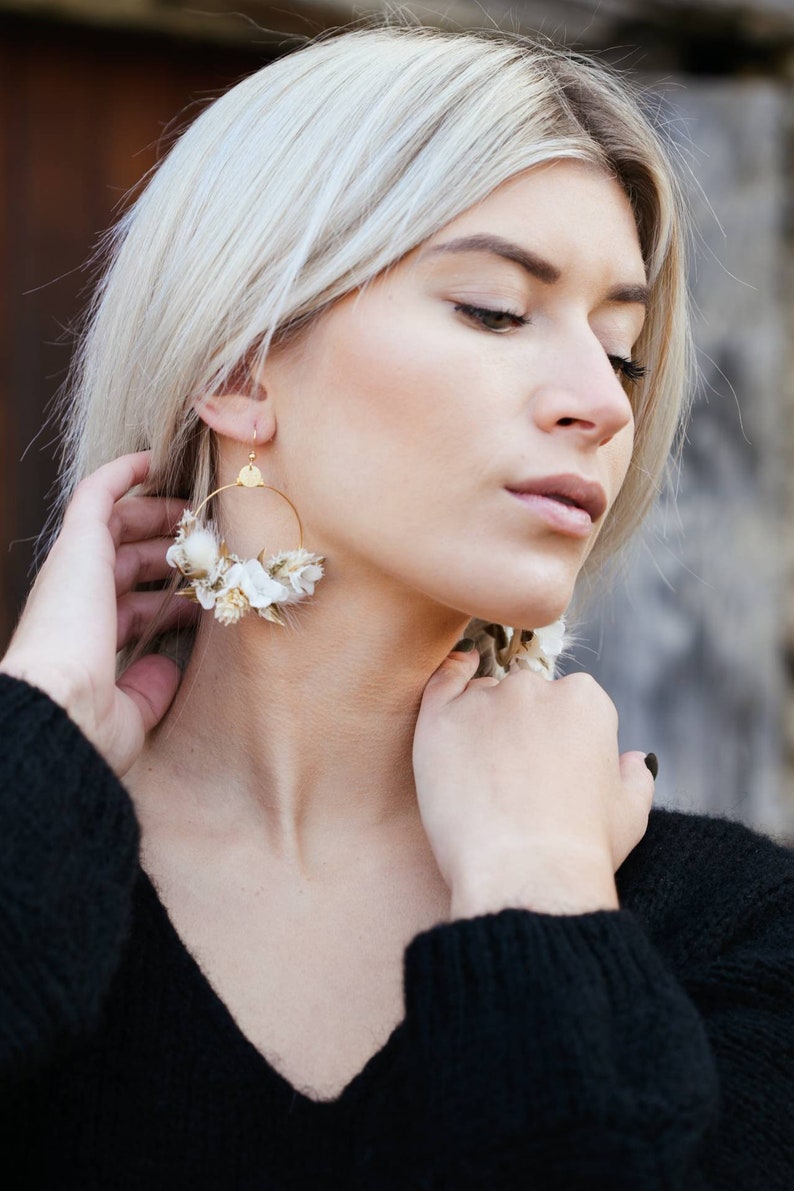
644;753;659;779
452;637;475;653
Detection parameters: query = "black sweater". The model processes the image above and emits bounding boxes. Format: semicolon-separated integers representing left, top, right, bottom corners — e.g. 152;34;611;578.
0;672;792;1190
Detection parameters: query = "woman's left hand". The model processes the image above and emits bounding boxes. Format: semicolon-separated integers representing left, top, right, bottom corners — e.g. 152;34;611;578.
412;646;655;918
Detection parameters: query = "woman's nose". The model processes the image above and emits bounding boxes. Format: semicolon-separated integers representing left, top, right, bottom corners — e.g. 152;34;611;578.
530;356;634;447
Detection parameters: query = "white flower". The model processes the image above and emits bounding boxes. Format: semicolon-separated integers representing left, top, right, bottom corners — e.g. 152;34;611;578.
166;527;223;580
511;618;567;680
267;549;325;601
166;509;227;582
193;580;222;611
222;559;291;610
533;619;566;658
214;586;249;626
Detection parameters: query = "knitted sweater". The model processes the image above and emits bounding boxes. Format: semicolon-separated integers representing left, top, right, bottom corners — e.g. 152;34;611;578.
0;673;791;1190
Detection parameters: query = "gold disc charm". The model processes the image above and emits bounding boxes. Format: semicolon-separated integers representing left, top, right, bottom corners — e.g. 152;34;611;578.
238;449;265;488
189;435;304;551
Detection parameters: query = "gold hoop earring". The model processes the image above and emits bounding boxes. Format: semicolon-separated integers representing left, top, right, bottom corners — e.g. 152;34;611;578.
167;431;325;626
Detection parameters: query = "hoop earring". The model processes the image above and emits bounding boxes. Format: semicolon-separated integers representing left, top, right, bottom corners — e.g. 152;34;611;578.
166;431;325;626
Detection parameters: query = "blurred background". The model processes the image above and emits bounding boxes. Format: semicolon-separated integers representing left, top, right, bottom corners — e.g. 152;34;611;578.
0;0;792;840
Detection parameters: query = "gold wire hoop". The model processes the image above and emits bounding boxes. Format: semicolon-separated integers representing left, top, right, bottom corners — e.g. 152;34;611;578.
193;432;304;553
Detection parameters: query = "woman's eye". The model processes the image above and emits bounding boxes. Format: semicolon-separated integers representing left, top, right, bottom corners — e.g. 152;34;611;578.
607;354;648;385
454;303;529;333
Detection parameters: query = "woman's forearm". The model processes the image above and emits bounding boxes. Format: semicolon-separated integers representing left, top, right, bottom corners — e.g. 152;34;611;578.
0;673;140;1081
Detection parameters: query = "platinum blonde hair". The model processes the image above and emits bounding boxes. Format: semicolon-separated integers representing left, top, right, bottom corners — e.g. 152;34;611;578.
39;24;693;677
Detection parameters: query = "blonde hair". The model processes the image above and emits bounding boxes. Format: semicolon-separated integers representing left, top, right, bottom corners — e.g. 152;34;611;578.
39;23;693;676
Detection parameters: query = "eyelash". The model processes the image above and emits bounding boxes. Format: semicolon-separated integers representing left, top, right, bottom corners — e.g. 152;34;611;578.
455;304;648;386
604;354;647;383
454;303;528;332
608;356;648;385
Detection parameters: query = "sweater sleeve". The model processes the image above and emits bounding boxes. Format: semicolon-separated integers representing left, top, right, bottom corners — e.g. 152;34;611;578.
0;673;141;1081
351;880;792;1190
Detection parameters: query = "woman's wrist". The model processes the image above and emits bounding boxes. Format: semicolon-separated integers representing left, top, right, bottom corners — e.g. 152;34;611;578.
449;847;620;919
0;655;72;709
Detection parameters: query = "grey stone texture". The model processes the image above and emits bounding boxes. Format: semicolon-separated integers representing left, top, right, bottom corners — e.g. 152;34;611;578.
567;80;792;839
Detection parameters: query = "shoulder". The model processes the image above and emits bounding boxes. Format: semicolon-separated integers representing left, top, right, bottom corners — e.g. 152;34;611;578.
617;805;792;967
636;804;791;876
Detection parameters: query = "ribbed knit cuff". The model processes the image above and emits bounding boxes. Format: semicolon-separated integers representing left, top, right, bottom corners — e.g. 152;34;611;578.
0;673;141;1077
402;905;719;1132
405;906;654;1035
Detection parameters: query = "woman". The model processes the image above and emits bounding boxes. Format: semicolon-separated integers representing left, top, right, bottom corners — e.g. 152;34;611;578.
0;24;790;1190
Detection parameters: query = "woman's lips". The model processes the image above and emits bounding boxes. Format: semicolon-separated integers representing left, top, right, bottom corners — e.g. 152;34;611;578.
506;490;594;537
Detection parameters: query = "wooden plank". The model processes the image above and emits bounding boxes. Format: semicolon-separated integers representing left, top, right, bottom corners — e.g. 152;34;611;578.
0;33;16;646
8;30;101;642
0;16;267;655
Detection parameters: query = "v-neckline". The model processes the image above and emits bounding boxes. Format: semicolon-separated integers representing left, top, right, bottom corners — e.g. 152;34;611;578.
134;864;408;1114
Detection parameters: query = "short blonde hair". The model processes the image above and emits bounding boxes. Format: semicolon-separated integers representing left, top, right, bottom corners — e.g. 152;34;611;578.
40;24;692;675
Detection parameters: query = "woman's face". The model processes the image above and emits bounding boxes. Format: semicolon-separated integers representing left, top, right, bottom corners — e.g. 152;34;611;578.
263;159;648;630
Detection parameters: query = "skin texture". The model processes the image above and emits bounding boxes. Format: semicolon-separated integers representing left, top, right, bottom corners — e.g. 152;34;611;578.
2;160;655;915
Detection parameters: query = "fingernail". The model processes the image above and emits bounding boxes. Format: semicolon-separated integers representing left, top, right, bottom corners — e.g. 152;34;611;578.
644;753;659;779
451;637;475;653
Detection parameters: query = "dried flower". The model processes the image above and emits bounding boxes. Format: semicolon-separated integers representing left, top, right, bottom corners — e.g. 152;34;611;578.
166;508;324;625
258;603;287;626
266;548;326;601
222;559;291;610
485;617;567;678
166;510;225;581
509;618;567;678
214;586;250;626
193;581;223;611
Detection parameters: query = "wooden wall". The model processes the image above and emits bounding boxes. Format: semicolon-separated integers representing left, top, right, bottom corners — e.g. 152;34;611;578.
0;15;269;647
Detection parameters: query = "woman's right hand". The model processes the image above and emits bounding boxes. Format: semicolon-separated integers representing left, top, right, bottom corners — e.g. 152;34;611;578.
413;648;655;917
0;451;200;778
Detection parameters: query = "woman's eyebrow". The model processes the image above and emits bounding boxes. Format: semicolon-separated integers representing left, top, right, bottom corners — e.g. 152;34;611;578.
422;233;650;308
607;282;650;308
423;234;560;283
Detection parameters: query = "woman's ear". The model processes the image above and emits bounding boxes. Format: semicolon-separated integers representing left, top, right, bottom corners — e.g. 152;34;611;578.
192;381;276;447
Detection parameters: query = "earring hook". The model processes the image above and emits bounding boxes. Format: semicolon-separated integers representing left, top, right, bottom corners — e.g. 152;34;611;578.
192;433;305;550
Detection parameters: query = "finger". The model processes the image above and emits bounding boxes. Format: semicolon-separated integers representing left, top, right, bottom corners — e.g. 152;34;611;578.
421;640;480;707
55;454;161;579
117;653;185;745
108;495;190;549
116;589;202;652
64;451;154;532
619;750;656;803
114;537;179;596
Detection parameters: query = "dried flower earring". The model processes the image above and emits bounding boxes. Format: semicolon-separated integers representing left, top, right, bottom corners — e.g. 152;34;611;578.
483;619;567;679
166;431;325;626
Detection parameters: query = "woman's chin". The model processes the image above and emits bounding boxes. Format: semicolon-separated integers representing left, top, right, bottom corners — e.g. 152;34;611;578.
462;595;570;632
454;564;576;630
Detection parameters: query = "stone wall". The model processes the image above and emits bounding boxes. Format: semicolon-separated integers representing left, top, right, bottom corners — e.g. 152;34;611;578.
567;80;792;840
0;0;792;55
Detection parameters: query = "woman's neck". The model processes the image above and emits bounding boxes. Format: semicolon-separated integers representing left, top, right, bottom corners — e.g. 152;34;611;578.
126;582;468;876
